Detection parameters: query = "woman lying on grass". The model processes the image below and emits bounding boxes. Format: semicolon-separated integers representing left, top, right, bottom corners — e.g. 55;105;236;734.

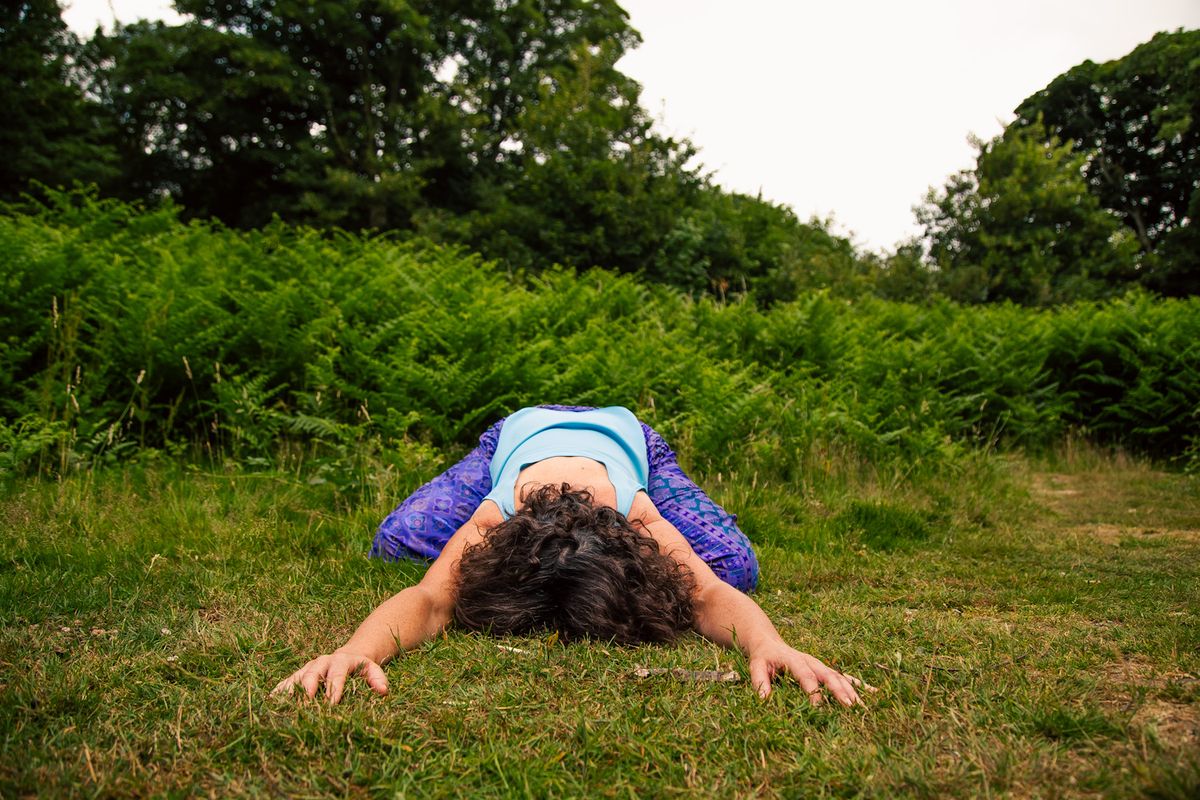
274;405;865;706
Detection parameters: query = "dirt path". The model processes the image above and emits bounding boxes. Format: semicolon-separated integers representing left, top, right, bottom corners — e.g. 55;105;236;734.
1029;466;1200;758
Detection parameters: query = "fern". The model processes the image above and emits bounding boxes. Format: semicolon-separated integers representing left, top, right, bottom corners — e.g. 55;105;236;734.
1;189;1197;478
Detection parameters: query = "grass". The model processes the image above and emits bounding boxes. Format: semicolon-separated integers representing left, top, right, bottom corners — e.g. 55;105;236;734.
0;451;1197;798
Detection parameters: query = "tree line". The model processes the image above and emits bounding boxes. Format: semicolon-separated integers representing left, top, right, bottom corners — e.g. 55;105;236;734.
2;1;1196;305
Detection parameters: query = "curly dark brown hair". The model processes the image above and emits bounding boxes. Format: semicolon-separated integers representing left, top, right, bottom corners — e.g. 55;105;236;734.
453;484;696;645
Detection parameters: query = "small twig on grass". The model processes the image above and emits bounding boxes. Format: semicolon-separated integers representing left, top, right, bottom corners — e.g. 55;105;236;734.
82;743;98;784
918;621;941;718
630;667;741;683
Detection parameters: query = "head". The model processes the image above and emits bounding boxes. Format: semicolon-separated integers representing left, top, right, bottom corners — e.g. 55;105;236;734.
453;484;695;645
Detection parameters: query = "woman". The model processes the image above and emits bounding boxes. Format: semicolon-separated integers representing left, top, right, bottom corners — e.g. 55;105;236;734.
274;405;865;706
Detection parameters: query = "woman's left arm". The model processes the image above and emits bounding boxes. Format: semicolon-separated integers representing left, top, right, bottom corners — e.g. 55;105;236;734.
629;494;864;705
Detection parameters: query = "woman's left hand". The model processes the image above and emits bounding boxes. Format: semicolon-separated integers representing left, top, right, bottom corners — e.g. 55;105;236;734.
749;642;870;705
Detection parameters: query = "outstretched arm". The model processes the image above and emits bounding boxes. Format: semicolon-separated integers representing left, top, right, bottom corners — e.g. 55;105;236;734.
629;493;864;705
273;501;503;704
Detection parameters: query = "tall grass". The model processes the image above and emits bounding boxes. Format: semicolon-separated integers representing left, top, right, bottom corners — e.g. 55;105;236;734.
2;189;1198;481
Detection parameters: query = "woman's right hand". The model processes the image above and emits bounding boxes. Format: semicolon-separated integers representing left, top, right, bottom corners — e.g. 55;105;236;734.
271;650;389;705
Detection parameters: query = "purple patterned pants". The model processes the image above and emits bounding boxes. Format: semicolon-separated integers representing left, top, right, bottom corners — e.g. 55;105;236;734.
371;406;759;592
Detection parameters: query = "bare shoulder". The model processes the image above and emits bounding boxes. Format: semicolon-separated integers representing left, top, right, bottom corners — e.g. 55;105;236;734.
417;500;504;605
627;491;663;523
473;499;504;528
627;491;726;593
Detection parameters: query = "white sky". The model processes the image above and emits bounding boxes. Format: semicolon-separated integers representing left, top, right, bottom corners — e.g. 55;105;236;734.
63;0;1200;252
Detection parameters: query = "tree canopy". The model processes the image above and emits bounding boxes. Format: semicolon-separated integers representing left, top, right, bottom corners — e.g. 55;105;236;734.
1010;28;1199;296
0;1;119;200
915;28;1199;303
5;4;1197;305
86;0;650;230
54;0;867;301
918;123;1138;305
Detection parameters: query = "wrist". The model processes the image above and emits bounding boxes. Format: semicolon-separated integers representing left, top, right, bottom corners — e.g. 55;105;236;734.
334;643;385;664
744;632;788;658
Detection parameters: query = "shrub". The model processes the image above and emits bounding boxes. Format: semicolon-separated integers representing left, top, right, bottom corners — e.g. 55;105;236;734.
2;190;1197;479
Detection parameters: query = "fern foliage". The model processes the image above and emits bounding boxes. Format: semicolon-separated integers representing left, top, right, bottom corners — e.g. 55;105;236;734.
2;190;1197;476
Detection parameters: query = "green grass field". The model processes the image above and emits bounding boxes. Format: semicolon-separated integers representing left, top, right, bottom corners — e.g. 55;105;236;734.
2;452;1197;798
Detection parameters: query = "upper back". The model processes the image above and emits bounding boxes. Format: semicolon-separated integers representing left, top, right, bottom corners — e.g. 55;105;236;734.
483;406;649;518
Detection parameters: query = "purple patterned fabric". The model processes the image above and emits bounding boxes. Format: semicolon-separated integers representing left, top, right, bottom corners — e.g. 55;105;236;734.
371;405;759;592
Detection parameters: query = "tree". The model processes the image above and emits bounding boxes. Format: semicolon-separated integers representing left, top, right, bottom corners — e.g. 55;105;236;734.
1013;29;1200;295
86;0;651;232
424;37;703;278
872;239;935;303
0;1;118;201
85;19;318;227
69;1;872;302
433;0;643;203
676;192;872;304
917;123;1138;305
88;2;453;228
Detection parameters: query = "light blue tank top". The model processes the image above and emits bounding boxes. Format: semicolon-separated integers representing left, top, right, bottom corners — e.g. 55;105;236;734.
482;406;649;519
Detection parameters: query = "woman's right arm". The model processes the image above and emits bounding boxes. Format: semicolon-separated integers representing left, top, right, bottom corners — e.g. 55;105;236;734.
272;501;503;704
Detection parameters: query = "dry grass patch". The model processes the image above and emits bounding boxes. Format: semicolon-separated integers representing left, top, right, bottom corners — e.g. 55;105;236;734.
1064;523;1200;545
1133;700;1200;753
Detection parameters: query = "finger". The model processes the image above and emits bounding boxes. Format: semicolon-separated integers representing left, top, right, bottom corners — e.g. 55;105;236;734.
812;664;856;706
362;661;389;696
823;669;860;707
799;673;824;705
301;668;323;699
276;669;314;698
784;658;824;706
844;673;879;693
750;659;775;699
326;663;350;706
840;674;862;706
271;674;297;696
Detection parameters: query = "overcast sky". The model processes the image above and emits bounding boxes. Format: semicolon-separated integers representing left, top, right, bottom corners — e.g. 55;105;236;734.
63;0;1200;251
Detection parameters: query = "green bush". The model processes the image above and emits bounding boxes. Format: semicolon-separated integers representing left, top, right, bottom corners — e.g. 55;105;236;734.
2;190;1197;479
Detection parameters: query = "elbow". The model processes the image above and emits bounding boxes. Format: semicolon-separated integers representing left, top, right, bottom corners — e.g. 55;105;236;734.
420;584;457;632
691;581;728;629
